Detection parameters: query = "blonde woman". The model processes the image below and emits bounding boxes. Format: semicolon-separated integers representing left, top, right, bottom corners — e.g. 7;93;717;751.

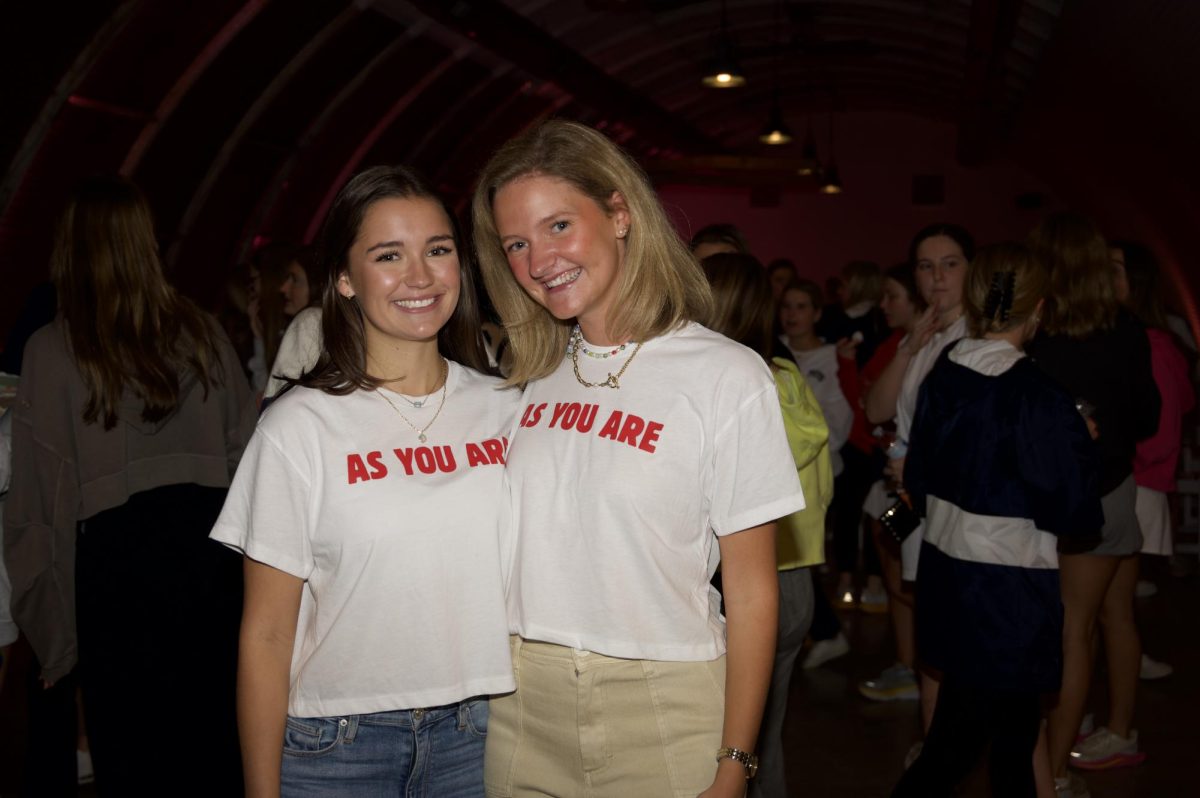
473;120;804;797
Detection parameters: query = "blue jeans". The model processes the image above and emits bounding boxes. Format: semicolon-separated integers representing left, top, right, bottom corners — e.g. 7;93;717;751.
281;699;488;797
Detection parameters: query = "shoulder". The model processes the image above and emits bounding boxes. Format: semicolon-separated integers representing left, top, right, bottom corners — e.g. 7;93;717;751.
665;323;773;377
257;385;333;432
450;361;523;413
24;321;68;361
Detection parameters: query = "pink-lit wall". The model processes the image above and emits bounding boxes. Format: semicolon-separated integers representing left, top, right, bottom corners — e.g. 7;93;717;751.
655;111;1059;282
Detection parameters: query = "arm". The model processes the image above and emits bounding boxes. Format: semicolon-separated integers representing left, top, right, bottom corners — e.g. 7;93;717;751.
238;557;303;798
864;306;938;424
701;523;778;798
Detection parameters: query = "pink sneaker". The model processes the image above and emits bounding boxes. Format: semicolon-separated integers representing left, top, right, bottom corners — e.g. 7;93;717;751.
1069;727;1147;770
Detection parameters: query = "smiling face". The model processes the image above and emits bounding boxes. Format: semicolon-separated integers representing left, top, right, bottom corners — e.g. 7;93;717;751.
337;196;460;356
779;287;820;339
492;174;629;343
880;277;917;330
914;234;967;314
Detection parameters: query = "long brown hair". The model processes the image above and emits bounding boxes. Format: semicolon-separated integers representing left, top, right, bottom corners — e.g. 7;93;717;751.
1028;211;1117;338
701;252;775;364
51;176;224;429
300;165;492;394
472;120;712;385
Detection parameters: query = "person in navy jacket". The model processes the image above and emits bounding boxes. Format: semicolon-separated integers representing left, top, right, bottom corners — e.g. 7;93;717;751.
892;243;1103;798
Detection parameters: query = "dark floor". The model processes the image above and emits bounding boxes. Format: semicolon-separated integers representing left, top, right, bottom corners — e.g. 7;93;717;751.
2;558;1196;797
783;556;1199;797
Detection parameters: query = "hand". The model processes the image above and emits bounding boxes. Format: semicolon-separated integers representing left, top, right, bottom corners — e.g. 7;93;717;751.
698;760;749;798
1086;417;1099;440
901;303;939;355
835;336;858;362
884;455;906;491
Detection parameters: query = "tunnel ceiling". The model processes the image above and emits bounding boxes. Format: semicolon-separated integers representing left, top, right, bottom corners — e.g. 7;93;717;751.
2;0;1188;315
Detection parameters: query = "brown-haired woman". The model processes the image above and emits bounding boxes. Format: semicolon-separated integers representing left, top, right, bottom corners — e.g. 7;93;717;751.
5;176;256;792
1028;213;1161;787
213;165;518;796
703;252;833;798
474;120;803;797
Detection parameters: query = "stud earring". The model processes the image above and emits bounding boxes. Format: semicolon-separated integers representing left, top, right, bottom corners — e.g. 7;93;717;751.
617;227;628;238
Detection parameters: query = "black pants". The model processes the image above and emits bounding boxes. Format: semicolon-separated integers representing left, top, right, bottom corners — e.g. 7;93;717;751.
830;443;881;576
892;677;1041;798
75;484;244;797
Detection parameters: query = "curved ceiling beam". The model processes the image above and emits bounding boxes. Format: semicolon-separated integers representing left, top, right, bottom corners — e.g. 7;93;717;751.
168;3;362;264
401;0;719;152
303;49;467;242
120;0;270;176
234;32;415;262
0;0;141;217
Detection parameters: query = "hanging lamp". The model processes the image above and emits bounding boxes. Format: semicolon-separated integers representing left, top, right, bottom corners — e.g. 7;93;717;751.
758;0;791;144
796;120;819;174
701;0;746;88
819;111;843;193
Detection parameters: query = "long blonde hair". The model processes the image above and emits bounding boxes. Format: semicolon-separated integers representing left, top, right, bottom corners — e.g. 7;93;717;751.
472;120;712;384
52;176;224;429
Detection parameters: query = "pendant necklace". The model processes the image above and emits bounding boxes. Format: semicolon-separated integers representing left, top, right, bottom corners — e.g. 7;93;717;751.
567;325;642;389
376;358;448;443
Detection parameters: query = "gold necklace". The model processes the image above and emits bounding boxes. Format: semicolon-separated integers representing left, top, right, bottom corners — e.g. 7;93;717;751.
569;326;643;389
375;359;448;443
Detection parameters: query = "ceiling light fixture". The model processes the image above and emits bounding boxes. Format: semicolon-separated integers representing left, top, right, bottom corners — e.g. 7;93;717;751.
759;0;791;144
797;120;819;174
701;0;745;88
820;111;843;194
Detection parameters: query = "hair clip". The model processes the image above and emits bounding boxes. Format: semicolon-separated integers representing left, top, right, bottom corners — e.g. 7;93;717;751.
983;272;1005;321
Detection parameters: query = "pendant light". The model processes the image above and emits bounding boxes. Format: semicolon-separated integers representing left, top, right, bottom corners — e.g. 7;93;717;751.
820;111;843;194
758;0;791;144
796;121;819;174
701;0;746;88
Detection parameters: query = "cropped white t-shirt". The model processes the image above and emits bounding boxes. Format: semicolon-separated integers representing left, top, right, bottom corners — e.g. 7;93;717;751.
211;362;520;717
502;323;806;661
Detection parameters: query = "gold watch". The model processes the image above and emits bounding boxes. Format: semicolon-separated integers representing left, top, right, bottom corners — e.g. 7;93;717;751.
716;747;759;779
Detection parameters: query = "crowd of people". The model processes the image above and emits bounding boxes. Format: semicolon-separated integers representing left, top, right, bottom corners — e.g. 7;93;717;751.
0;118;1192;798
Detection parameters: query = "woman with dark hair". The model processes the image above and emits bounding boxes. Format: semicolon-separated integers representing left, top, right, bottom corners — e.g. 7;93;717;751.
859;224;973;717
474;120;802;797
5;176;256;793
213;165;518;796
1029;214;1160;789
703;252;833;798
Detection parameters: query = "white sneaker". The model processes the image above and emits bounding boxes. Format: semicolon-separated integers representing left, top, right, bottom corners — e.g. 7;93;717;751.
1140;653;1173;680
801;632;850;669
1054;773;1091;798
77;749;94;785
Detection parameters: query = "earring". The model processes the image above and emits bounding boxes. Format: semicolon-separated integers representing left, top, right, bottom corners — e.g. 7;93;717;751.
617;227;628;238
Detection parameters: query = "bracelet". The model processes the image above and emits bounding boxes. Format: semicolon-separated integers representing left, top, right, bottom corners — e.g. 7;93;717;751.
715;747;759;779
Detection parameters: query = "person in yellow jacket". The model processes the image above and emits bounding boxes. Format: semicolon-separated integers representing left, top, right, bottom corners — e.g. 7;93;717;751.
703;252;833;798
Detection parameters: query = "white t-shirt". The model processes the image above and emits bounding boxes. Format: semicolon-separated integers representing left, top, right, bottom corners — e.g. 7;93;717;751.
895;314;968;580
211;362;520;717
896;315;968;442
265;307;323;399
503;323;806;662
780;340;852;475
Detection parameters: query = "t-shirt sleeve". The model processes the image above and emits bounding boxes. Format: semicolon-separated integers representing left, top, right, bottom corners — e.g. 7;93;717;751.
709;369;806;536
210;426;315;579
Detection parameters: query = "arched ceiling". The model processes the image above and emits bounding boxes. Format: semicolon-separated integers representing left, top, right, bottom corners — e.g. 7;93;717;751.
2;0;1197;326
